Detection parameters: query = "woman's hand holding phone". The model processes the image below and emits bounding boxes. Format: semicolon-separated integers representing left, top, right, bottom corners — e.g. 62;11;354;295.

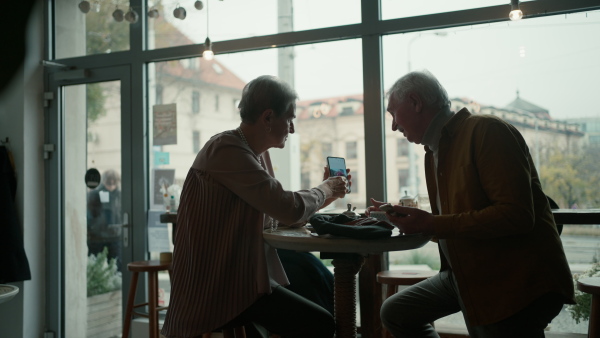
326;156;351;193
317;176;348;199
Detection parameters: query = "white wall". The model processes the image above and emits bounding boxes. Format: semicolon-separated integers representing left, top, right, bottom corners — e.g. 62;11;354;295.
0;1;46;337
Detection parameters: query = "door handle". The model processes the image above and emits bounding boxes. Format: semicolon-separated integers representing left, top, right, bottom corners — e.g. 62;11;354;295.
122;212;130;247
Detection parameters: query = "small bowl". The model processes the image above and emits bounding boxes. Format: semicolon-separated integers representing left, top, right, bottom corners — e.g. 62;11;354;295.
0;284;19;304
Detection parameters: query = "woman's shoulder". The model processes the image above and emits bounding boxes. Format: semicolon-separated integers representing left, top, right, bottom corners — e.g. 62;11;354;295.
210;129;237;142
192;130;242;168
202;130;242;149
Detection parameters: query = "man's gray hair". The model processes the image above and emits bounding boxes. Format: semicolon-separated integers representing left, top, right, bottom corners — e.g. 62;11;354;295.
238;75;298;123
388;70;450;112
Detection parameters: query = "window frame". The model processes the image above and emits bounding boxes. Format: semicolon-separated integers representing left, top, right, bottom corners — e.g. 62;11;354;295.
45;1;600;335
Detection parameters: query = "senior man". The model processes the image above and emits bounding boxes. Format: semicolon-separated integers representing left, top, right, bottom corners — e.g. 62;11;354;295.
369;70;574;337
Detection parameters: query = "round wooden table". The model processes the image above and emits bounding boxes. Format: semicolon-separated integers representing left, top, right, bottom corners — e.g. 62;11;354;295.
263;226;432;338
577;277;600;338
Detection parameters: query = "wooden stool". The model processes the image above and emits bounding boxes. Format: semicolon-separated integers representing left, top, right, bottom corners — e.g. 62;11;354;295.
577;277;600;338
123;260;171;338
376;269;438;338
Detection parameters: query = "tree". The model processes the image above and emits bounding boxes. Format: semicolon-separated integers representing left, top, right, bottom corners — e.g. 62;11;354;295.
86;83;105;123
539;145;600;209
85;7;129;55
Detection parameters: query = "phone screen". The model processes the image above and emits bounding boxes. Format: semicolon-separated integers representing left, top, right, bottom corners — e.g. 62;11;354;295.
327;156;350;193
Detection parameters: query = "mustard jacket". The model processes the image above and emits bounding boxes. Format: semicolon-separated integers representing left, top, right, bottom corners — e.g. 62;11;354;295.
425;108;575;326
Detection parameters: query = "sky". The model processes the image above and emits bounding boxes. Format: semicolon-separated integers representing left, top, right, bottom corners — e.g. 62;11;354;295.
157;0;600;121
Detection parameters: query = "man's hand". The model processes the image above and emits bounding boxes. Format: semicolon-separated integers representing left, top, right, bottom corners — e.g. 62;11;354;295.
365;198;389;216
368;198;435;235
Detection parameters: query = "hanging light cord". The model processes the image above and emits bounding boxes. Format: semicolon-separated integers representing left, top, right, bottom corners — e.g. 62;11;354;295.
206;0;209;39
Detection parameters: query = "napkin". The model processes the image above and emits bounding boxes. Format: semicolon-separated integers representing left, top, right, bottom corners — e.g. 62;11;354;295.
309;214;393;239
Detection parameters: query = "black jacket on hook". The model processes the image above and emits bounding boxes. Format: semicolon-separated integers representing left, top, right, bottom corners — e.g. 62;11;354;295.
0;145;31;283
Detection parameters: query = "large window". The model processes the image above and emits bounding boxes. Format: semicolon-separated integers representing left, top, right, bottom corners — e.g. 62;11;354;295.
50;1;600;334
381;0;535;20
383;11;600;209
147;39;364;212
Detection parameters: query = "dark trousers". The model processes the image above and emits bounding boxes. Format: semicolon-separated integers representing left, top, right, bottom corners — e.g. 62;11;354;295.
278;249;334;315
225;286;335;338
380;270;565;338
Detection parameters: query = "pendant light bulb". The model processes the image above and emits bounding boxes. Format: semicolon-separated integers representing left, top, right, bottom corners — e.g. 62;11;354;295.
509;0;523;21
125;8;139;23
113;7;124;22
148;8;160;18
509;9;523;21
78;0;91;13
203;37;214;60
173;6;187;20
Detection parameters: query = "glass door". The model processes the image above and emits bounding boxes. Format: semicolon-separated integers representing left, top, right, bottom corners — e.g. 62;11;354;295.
46;65;133;338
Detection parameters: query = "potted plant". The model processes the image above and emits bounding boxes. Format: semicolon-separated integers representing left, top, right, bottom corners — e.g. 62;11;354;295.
568;261;600;324
87;246;121;297
86;247;123;338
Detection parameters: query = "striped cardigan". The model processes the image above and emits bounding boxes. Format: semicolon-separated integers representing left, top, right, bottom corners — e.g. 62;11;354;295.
161;130;325;337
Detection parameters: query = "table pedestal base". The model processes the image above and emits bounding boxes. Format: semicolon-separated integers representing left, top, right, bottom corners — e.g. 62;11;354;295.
323;253;365;338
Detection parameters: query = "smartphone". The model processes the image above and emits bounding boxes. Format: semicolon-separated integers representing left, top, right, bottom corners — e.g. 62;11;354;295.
378;204;395;213
326;156;350;193
379;203;407;217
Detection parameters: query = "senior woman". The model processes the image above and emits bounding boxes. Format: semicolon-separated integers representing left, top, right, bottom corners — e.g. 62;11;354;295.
161;75;348;338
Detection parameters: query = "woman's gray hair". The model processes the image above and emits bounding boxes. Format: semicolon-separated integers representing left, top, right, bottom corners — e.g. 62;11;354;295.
388;70;450;112
102;169;120;185
238;75;298;123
